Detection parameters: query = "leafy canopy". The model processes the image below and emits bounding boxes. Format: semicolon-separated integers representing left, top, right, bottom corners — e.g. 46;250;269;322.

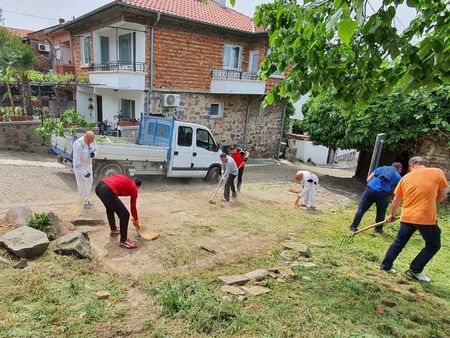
254;0;449;110
0;27;34;73
298;86;450;151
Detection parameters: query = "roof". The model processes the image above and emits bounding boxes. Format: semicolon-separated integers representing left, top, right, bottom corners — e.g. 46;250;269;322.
4;26;34;38
121;0;263;33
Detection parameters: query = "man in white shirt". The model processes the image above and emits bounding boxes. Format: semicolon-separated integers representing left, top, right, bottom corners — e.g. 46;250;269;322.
295;170;319;210
72;131;97;207
220;153;238;202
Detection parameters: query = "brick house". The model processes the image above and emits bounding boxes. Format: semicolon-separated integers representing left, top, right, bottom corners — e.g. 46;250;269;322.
46;0;285;157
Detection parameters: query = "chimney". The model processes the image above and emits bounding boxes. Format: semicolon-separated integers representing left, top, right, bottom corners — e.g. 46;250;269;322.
211;0;226;7
59;18;65;25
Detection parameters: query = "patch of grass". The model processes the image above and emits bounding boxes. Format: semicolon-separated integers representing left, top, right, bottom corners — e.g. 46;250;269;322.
140;202;450;337
27;212;51;234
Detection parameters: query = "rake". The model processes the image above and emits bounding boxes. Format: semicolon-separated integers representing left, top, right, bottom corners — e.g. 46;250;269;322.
339;220;388;248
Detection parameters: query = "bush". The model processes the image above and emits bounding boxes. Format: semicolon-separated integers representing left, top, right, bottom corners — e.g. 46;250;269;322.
27;213;51;233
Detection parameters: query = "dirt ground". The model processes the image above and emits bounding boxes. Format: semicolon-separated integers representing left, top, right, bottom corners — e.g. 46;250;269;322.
0;152;364;277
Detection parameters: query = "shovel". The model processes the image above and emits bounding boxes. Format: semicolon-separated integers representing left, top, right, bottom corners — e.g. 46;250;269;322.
134;223;160;240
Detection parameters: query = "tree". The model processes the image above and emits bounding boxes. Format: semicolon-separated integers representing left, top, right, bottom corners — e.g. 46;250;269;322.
0;8;4;26
300;86;450;152
254;1;449;111
0;27;35;116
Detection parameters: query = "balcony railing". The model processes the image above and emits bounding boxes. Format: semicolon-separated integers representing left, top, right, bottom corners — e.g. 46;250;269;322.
211;69;258;80
88;61;146;73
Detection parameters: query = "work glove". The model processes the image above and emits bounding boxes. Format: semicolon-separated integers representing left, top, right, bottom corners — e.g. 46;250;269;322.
90;152;95;158
84;172;91;178
133;219;140;229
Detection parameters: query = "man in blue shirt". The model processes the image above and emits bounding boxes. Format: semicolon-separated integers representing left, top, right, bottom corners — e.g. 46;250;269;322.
349;162;403;233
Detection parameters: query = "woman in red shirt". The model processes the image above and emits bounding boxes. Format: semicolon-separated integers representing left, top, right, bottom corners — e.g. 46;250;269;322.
95;175;141;249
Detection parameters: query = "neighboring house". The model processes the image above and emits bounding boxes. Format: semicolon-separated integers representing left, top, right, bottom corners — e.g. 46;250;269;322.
4;26;33;38
45;0;285;157
289;95;359;166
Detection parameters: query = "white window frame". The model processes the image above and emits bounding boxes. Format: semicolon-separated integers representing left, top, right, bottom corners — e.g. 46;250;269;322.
81;35;91;66
266;48;284;78
223;44;242;70
209;102;223;119
248;50;260;75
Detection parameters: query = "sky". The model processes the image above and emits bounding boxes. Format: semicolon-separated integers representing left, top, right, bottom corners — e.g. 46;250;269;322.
0;0;416;32
0;0;270;31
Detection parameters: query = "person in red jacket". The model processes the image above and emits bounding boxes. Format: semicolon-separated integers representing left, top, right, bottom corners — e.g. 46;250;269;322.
228;146;249;192
95;175;142;249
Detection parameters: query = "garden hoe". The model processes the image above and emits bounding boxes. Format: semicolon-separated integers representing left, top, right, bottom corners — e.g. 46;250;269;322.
208;175;225;205
339;220;388;248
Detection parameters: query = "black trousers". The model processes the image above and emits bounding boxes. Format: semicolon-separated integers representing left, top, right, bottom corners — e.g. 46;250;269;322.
237;167;244;191
224;174;237;201
95;181;130;242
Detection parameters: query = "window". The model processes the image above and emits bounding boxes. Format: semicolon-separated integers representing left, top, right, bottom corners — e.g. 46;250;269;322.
177;126;193;147
81;36;91;65
248;50;260;75
209;103;222;118
121;99;135;121
100;36;109;64
267;48;282;76
196;129;216;152
119;33;132;64
223;45;241;69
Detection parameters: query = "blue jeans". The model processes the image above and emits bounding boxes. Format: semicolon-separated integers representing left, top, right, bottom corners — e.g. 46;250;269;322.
381;222;441;273
350;187;390;231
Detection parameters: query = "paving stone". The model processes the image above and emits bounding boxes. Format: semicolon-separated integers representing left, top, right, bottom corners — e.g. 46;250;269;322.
302;276;312;282
218;275;250;286
280;250;299;262
54;232;92;259
13;259;28;269
296;262;318;268
96;291;110;300
279;267;295;280
254;281;268;287
282;242;311;258
244;269;269;281
0;226;49;259
221;285;246;296
241;286;271;296
2;206;32;227
71;218;105;226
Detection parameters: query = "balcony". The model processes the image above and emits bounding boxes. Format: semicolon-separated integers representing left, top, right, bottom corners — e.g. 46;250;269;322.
210;69;266;95
55;63;75;75
88;61;147;91
88;61;146;73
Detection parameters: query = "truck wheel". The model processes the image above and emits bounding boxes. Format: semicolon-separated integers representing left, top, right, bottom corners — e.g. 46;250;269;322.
206;166;221;184
99;163;125;178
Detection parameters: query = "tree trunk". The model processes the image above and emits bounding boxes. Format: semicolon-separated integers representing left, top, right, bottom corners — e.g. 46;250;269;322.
20;73;33;116
5;81;15;115
327;148;337;164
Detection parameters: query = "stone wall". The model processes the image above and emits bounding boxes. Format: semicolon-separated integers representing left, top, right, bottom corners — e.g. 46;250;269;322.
149;92;284;158
416;137;449;180
0;121;49;154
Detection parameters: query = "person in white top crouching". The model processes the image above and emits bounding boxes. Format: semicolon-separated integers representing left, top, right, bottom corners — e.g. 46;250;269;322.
294;170;319;210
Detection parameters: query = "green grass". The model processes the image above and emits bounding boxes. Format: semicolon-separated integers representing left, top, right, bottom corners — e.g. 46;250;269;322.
0;203;449;337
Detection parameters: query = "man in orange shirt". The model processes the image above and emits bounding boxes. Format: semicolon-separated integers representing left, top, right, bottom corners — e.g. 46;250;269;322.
380;157;448;282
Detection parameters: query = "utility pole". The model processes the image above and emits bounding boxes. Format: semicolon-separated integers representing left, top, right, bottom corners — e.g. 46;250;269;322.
368;133;385;175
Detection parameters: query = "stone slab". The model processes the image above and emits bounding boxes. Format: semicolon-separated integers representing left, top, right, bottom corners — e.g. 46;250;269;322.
244;269;269;281
0;226;49;259
71;218;105;226
283;242;311;258
218;275;250;286
241;286;271;296
221;286;246;296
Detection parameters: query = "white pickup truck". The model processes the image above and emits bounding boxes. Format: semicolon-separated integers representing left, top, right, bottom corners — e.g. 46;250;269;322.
51;116;223;183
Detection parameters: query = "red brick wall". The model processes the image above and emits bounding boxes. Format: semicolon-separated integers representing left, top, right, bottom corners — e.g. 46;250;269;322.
71;33;94;79
153;20;269;91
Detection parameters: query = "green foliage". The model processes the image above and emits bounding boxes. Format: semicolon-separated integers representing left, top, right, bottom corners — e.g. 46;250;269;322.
35;109;95;141
150;279;247;334
255;1;450;110
0;27;35;73
27;213;51;233
300;86;450;151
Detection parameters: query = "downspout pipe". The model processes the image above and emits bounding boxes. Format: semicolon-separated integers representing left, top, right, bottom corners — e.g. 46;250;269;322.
147;12;161;115
277;101;288;160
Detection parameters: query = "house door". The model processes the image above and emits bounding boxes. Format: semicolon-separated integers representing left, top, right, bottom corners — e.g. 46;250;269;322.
96;95;103;122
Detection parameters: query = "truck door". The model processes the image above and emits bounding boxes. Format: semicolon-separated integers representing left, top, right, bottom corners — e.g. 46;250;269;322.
168;124;194;177
192;127;220;178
